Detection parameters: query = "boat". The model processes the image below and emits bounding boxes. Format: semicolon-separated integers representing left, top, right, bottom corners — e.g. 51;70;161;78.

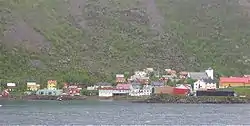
56;96;63;101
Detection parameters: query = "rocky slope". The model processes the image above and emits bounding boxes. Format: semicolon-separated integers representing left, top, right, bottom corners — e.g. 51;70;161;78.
1;0;250;84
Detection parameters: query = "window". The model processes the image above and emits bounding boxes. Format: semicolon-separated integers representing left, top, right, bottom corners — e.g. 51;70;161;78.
48;92;52;95
40;91;44;95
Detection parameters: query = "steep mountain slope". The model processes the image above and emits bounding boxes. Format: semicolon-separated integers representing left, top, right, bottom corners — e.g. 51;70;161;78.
1;0;250;84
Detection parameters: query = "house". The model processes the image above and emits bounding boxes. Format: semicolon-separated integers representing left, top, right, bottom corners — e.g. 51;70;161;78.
98;87;114;97
193;78;216;91
36;89;63;96
219;77;250;88
179;71;188;79
7;83;16;91
151;81;164;87
153;86;174;94
116;74;126;83
165;69;177;75
129;85;152;96
66;85;81;96
116;84;131;90
188;72;209;80
129;71;148;82
47;80;57;90
27;82;40;91
113;84;131;95
139;77;150;84
144;68;154;73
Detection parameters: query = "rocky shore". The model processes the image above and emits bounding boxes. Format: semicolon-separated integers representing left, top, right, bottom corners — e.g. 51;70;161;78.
0;95;146;101
0;95;88;101
131;94;250;104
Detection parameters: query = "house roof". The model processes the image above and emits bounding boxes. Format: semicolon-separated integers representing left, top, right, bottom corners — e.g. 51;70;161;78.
116;84;131;90
202;78;216;84
188;72;208;80
151;81;164;86
219;77;249;83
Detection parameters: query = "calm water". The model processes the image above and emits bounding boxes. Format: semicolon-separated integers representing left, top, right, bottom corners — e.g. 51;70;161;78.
0;100;250;125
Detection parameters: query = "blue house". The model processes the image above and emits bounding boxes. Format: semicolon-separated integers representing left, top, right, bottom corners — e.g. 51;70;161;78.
36;89;63;96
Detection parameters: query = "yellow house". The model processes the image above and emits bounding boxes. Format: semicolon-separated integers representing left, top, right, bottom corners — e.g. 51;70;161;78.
27;82;40;91
47;80;57;90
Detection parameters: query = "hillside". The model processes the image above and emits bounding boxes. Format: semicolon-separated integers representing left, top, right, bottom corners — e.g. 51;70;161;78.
1;0;250;85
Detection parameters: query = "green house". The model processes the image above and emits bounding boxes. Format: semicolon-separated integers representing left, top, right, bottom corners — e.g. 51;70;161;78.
36;89;63;96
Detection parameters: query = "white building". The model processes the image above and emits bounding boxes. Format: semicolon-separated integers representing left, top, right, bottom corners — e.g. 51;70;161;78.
98;88;114;97
129;85;152;96
193;78;216;91
205;67;214;80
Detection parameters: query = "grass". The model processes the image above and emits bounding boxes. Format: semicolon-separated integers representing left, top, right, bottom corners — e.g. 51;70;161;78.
1;0;250;86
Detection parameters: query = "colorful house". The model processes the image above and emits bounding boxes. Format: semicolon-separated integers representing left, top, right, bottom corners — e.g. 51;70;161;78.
47;80;57;90
219;77;250;88
27;82;40;91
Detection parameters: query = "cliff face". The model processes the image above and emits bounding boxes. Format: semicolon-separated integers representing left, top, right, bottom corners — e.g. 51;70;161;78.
1;0;250;83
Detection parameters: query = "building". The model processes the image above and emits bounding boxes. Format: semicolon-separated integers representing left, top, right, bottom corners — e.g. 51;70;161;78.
36;89;63;96
116;84;131;90
153;86;173;94
173;85;190;96
219;77;250;88
27;82;40;91
129;85;152;96
193;78;216;91
47;80;57;90
98;87;114;97
151;81;164;87
66;85;81;96
116;74;126;83
188;72;209;80
179;71;188;79
7;83;16;91
205;67;214;80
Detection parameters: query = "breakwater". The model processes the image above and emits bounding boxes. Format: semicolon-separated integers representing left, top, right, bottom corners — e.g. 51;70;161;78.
131;94;250;104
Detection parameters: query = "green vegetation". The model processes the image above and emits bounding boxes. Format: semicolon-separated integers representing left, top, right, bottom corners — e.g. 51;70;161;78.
1;0;250;87
225;87;250;96
81;89;98;96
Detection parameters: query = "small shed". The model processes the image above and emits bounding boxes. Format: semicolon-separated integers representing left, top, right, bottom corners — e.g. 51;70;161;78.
36;89;63;96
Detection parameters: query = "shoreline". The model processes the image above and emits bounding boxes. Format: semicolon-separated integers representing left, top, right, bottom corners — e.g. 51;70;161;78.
1;95;250;104
131;94;250;104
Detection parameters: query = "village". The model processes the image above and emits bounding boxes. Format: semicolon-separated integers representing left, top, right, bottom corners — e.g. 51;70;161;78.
1;67;250;98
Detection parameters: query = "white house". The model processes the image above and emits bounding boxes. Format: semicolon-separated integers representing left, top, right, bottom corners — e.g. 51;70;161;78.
193;78;216;91
129;85;152;96
98;88;114;97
